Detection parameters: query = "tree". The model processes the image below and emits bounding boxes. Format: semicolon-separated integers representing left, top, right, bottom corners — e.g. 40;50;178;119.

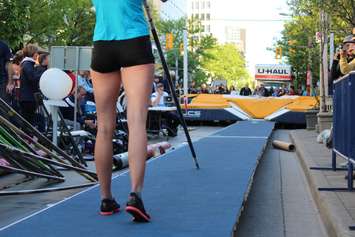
203;44;250;88
156;17;218;86
276;15;320;87
0;0;30;49
0;0;95;50
275;0;355;87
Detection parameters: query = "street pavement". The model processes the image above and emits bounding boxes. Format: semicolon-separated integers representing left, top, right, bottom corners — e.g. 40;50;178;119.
290;129;355;237
235;130;328;237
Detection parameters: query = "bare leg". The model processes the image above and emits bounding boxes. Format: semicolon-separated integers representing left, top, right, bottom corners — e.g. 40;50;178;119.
91;70;121;199
121;64;154;193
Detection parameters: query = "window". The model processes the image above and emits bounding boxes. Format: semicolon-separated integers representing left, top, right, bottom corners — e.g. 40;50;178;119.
206;25;210;32
206;1;210;8
191;1;194;9
206;13;210;20
202;25;205;32
196;1;199;9
202;1;205;9
201;13;205;20
195;13;199;19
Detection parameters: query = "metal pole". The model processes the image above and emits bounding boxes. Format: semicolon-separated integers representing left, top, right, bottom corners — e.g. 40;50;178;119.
329;33;334;69
308;37;313;95
175;50;179;86
319;10;328;112
143;1;200;169
73;47;80;131
183;30;188;95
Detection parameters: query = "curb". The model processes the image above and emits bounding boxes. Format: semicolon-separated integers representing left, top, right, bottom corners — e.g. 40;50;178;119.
290;130;354;237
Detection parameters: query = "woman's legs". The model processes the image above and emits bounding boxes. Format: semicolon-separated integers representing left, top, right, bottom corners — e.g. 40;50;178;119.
91;70;121;200
121;64;154;194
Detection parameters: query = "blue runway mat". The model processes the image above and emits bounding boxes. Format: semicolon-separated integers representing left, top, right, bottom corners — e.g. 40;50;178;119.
0;121;274;237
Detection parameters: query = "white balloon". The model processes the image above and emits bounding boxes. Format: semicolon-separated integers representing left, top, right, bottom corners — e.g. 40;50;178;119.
40;68;73;100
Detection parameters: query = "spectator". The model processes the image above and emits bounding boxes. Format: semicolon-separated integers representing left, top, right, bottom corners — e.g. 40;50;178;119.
6;51;23;110
240;83;252;96
229;85;238;95
288;85;296;95
33;52;49;133
175;83;183;96
34;53;49;86
278;88;286;97
188;81;198;94
151;83;169;107
19;44;39;126
60;86;96;130
218;84;226;94
272;87;280;97
253;85;259;96
269;86;274;96
255;84;268;96
152;74;162;93
151;82;180;137
339;36;355;75
297;86;304;96
199;83;209;94
0;40;12;102
329;35;355;95
78;70;95;102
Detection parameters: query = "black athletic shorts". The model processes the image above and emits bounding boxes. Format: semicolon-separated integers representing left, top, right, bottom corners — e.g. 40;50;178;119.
91;35;155;73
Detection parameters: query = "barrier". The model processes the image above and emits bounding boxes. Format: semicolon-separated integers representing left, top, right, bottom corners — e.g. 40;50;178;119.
310;72;355;174
322;72;355;189
309;72;355;230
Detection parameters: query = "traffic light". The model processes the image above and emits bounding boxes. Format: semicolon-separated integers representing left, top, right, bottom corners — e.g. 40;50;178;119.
166;33;174;50
276;47;282;59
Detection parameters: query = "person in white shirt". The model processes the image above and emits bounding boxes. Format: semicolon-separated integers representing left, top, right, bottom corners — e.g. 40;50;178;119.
150;82;179;136
151;83;168;107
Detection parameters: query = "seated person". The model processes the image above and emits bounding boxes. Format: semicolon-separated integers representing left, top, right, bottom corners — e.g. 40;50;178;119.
150;83;179;137
151;83;169;107
78;70;95;102
60;86;96;131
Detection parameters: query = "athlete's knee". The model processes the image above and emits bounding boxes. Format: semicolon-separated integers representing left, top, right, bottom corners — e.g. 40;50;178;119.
96;123;115;137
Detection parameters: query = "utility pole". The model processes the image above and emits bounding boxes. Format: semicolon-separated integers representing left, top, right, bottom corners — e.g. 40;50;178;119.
307;37;313;96
317;8;333;132
319;10;329;112
175;50;179;86
183;29;188;95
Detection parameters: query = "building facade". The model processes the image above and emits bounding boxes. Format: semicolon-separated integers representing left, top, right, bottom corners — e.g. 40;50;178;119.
187;0;246;53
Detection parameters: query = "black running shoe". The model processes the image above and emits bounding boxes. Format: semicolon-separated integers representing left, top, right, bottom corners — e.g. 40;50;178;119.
125;192;151;222
100;198;120;216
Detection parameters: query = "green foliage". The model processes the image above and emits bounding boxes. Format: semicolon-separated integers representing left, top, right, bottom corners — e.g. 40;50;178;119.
156;17;249;87
276;0;355;87
0;0;30;48
203;44;250;88
276;15;320;86
0;0;94;50
156;17;219;86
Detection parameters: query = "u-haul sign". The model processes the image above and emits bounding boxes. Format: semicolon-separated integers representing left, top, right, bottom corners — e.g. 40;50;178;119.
255;64;292;81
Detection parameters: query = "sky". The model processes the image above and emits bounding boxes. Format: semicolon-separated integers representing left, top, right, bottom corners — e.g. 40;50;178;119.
211;0;290;75
159;0;290;76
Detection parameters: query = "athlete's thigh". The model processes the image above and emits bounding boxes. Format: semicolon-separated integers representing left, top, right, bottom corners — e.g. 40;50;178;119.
121;64;154;108
91;70;121;126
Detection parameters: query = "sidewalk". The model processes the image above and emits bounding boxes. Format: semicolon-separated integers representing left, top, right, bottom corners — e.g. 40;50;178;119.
290;130;355;237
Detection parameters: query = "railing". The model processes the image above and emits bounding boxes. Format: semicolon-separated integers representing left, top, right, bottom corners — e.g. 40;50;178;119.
309;72;355;230
331;71;355;191
311;72;355;184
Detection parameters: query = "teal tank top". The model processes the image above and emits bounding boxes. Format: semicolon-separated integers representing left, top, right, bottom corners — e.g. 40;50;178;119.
92;0;149;41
